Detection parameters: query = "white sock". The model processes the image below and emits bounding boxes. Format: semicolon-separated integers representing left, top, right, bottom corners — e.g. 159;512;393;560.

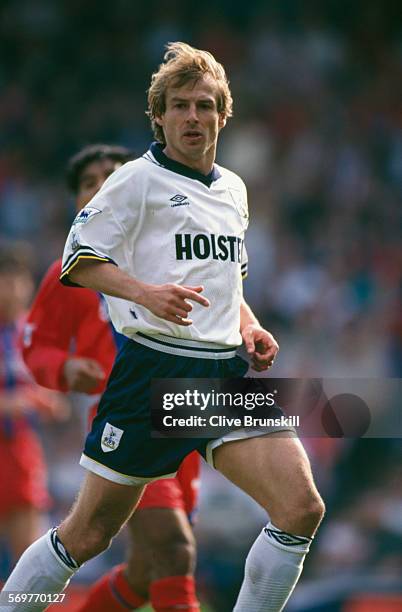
0;528;80;612
233;522;312;612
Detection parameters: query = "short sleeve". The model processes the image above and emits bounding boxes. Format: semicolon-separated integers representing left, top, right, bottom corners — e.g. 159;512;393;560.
60;162;140;287
239;178;248;280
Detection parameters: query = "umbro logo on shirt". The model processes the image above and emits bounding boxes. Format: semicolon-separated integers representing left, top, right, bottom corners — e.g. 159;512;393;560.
170;194;190;207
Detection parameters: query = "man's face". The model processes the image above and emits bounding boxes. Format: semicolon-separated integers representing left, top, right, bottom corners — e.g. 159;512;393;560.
76;158;123;211
156;75;226;167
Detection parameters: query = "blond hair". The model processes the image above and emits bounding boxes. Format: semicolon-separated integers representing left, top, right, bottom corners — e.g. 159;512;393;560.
147;42;233;143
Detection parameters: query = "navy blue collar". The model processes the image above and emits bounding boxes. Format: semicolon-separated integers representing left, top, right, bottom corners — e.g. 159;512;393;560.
149;142;221;188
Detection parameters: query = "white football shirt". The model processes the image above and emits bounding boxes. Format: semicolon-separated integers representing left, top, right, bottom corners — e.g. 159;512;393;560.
61;143;249;358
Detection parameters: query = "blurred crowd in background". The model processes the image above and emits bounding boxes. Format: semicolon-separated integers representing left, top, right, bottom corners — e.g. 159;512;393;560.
1;1;401;609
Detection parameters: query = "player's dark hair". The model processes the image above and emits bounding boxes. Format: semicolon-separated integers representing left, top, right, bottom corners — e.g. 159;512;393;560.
66;144;133;193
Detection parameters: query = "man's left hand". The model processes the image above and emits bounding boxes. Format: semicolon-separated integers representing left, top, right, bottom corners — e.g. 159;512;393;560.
241;324;279;372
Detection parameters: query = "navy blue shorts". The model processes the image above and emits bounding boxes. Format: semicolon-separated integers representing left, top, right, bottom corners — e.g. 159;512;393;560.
80;339;248;484
80;339;292;485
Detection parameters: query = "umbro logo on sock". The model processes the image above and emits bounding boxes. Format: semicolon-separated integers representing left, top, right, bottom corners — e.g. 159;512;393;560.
264;527;312;547
170;194;190;207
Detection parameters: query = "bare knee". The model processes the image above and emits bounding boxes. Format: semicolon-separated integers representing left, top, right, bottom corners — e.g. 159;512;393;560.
151;533;196;577
79;524;116;560
58;516;122;564
126;508;196;584
271;489;325;537
127;528;196;583
291;492;325;533
57;473;142;564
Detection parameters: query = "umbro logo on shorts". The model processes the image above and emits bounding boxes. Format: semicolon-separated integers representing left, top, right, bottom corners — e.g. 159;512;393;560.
170;194;190;207
101;422;124;452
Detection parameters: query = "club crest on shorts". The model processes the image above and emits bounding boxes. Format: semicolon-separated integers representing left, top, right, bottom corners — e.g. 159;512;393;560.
101;422;124;452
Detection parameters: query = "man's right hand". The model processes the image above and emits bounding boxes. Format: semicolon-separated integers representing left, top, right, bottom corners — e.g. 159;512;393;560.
63;357;105;392
138;283;210;326
67;262;210;327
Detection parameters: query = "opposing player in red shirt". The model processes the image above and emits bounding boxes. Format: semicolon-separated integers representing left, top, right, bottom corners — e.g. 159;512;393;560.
23;145;201;612
0;245;68;567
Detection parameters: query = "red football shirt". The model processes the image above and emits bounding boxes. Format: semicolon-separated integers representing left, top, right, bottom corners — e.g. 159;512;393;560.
22;259;116;394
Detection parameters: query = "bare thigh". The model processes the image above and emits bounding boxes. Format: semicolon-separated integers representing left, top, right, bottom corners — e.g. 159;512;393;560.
213;432;324;536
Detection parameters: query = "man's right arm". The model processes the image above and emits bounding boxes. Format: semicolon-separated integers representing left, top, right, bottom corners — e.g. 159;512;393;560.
62;162;210;326
69;259;210;326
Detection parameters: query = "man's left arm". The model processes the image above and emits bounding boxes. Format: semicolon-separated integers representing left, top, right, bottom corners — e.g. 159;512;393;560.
240;299;279;372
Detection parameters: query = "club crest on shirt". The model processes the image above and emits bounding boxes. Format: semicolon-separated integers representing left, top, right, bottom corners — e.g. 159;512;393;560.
73;206;102;225
101;422;124;452
70;231;80;251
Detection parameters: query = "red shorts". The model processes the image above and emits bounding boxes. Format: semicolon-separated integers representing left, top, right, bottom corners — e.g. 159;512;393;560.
0;425;50;518
137;451;200;519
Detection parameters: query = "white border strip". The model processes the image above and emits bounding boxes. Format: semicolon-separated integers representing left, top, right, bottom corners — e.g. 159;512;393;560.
133;333;237;359
80;454;176;486
145;332;236;350
205;427;297;468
